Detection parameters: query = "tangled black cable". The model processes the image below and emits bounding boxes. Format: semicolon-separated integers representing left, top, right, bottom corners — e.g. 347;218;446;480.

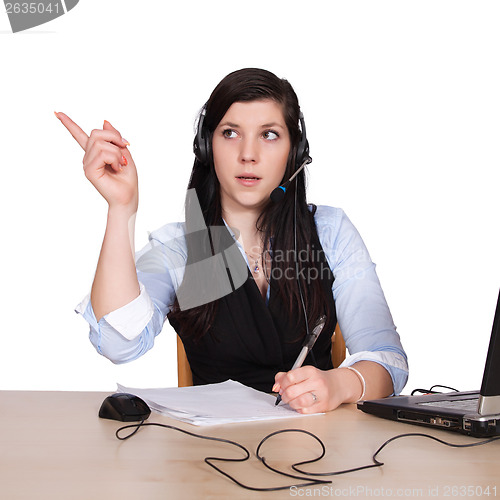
290;432;500;477
116;421;330;491
411;384;460;395
116;421;500;492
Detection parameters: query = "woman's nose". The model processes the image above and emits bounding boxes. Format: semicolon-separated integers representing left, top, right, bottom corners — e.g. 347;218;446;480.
239;138;259;163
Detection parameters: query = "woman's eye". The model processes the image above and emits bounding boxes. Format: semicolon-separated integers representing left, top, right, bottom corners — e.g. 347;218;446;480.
222;129;238;139
263;130;279;140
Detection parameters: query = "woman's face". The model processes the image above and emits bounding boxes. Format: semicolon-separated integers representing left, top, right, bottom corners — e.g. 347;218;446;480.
212;99;291;215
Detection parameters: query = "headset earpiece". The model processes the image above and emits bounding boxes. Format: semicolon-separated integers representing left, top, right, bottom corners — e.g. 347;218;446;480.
295;112;310;169
193;108;210;164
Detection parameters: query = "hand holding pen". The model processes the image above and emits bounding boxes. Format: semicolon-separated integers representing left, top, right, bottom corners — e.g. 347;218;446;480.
274;315;326;406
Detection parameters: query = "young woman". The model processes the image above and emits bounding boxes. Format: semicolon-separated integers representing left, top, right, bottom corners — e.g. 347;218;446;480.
56;68;408;414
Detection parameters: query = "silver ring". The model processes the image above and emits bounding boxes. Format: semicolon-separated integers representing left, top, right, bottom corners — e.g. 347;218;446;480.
310;392;318;403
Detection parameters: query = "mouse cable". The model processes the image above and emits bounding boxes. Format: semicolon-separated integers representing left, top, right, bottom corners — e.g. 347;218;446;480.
115;422;499;492
115;421;331;492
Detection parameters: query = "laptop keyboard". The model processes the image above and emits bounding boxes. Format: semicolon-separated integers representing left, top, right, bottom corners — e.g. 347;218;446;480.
418;398;478;411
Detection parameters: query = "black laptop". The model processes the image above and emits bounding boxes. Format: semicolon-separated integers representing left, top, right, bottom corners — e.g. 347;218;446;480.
358;289;500;437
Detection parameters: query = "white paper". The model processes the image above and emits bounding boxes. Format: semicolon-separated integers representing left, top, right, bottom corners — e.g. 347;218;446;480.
117;380;323;426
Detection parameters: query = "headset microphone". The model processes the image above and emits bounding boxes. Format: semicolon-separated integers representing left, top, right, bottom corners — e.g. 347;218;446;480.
270;157;311;203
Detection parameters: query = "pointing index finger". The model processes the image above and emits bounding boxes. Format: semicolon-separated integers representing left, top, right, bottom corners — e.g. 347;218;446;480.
54;112;89;150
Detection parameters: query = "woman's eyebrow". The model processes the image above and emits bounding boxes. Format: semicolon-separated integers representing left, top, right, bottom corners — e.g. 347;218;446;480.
217;121;286;129
218;121;239;128
261;122;286;129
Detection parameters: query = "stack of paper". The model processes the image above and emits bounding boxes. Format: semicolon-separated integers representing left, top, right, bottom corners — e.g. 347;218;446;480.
117;380;323;426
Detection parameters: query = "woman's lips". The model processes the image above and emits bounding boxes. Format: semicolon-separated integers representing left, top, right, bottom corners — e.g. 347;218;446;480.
236;175;261;187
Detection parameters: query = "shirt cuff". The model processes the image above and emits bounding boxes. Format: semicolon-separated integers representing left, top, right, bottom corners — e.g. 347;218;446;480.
103;283;154;340
75;283;154;341
339;350;409;396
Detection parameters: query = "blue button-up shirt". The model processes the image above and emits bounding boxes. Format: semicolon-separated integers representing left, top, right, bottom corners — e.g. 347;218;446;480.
76;206;408;394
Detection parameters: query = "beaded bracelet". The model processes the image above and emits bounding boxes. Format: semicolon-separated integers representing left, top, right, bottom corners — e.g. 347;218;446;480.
346;366;366;402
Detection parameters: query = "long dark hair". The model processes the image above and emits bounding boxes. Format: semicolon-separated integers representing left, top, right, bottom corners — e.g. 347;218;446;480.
168;68;331;340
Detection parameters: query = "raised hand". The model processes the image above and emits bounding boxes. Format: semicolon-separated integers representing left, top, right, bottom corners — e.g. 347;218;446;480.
55;112;138;214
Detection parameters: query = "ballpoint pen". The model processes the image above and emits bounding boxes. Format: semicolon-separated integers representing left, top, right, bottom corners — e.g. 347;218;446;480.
275;315;327;406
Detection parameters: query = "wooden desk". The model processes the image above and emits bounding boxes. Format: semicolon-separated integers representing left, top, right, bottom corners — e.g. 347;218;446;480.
1;391;499;499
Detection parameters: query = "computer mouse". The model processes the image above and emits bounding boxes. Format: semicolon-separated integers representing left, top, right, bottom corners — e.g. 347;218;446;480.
99;392;151;422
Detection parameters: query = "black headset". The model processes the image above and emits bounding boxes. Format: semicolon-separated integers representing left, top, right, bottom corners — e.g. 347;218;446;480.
193;106;311;171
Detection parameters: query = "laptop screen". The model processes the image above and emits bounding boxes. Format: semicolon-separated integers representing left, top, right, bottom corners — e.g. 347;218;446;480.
480;289;500;398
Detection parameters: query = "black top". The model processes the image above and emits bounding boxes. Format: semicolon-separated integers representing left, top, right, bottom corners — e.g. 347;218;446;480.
169;219;337;393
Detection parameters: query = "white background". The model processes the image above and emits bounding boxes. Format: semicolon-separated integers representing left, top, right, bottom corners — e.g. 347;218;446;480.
1;1;499;393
